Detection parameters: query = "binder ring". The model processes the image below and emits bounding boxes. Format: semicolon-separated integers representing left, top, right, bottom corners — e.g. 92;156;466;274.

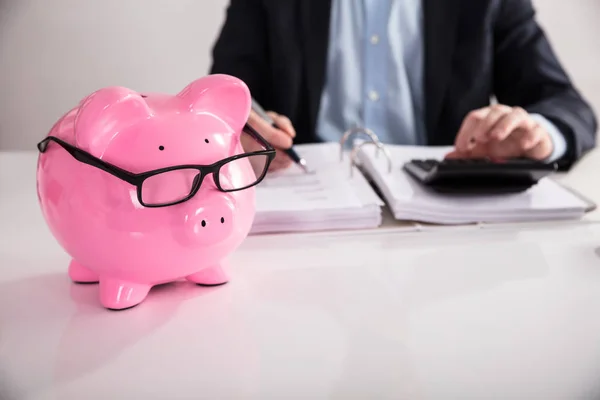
349;140;393;177
339;127;381;161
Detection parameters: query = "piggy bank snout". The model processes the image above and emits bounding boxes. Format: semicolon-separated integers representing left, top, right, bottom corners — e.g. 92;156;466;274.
182;193;236;247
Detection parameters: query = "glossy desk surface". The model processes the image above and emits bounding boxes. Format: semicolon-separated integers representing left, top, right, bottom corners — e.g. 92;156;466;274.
2;150;600;399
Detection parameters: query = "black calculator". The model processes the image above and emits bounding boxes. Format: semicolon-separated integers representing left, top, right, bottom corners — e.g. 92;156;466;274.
403;158;558;194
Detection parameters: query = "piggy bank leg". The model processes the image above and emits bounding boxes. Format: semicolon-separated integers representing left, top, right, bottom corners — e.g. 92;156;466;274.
185;264;229;286
68;259;99;283
99;279;151;310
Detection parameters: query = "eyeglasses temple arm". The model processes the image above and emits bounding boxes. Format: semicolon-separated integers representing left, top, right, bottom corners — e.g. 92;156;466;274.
38;137;139;185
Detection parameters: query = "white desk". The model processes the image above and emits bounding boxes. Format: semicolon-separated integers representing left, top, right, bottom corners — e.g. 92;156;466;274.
3;150;600;399
553;150;600;222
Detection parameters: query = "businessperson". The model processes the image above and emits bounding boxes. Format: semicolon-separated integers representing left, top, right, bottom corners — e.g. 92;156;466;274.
209;0;597;171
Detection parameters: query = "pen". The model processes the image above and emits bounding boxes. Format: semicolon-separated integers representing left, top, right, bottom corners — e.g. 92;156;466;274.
250;98;310;173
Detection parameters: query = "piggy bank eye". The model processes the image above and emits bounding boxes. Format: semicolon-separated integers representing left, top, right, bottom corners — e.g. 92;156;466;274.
158;146;165;151
205;139;209;144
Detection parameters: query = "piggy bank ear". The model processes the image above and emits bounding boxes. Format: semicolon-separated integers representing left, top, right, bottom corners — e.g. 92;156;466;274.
74;87;151;154
176;74;251;134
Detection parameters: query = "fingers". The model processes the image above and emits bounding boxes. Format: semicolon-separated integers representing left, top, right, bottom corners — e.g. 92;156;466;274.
248;110;294;149
455;105;513;153
489;107;536;141
455;105;528;153
484;135;523;159
444;150;460;159
266;111;296;139
444;143;490;160
470;104;512;144
524;125;554;160
268;150;293;172
483;121;543;158
454;104;555;161
460;143;491;159
243;134;293;172
516;124;544;153
245;109;296;173
451;126;550;160
455;107;489;152
243;135;293;172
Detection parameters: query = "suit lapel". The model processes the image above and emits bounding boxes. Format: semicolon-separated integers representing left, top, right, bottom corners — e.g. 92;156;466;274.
423;0;460;143
299;0;332;137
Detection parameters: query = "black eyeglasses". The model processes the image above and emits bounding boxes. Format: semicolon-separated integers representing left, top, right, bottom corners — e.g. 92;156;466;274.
37;124;276;208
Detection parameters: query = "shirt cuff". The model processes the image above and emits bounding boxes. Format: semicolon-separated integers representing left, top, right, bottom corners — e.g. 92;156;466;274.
529;113;567;163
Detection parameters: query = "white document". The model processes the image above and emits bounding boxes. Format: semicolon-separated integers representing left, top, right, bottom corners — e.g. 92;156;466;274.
255;166;364;212
251;143;384;234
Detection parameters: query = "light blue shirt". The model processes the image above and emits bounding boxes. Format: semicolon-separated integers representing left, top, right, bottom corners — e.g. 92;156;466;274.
315;0;566;161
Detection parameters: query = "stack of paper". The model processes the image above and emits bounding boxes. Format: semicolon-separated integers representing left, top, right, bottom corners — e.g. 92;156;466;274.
250;143;384;234
356;144;593;225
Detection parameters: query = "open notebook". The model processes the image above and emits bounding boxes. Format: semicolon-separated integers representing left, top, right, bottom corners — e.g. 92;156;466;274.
355;143;595;225
250;142;384;234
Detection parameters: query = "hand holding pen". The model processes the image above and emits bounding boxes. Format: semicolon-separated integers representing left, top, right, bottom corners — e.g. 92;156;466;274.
247;99;309;173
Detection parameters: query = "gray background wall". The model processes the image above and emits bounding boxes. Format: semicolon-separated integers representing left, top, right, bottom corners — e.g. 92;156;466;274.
0;0;598;150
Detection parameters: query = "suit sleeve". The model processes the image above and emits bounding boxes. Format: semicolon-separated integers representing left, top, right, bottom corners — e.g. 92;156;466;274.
492;0;597;170
209;0;269;101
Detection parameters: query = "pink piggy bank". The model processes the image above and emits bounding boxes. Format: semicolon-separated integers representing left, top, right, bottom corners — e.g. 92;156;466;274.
36;74;274;310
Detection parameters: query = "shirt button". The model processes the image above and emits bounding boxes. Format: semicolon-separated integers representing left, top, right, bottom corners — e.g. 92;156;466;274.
368;90;380;101
370;35;379;44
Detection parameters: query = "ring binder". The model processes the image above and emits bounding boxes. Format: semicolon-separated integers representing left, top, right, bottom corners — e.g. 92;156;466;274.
339;127;381;161
350;140;393;177
338;127;393;178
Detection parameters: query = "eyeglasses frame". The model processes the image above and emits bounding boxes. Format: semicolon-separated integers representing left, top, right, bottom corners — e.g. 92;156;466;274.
37;123;276;208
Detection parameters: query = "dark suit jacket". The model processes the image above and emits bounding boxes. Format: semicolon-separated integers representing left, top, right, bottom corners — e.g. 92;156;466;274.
210;0;597;170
